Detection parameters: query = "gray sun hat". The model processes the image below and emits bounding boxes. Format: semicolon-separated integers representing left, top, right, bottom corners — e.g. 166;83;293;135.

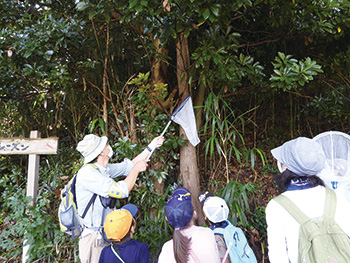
271;137;326;176
77;134;108;164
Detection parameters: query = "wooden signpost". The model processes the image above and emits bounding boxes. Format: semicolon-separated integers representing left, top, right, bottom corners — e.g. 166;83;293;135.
0;131;58;262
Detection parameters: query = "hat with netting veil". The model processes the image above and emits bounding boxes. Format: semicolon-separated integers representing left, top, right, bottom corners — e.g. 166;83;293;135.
77;134;108;164
203;196;229;223
271;137;326;176
165;187;193;229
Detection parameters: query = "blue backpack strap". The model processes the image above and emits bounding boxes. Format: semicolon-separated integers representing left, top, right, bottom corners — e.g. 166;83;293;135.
81;193;97;219
212;220;257;263
212;221;238;261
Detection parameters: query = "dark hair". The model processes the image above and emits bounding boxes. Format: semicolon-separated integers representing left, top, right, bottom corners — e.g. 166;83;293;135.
119;218;136;242
90;156;98;163
173;227;191;263
273;169;325;192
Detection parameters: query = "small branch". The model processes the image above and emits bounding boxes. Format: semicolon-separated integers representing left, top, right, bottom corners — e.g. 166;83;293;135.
238;37;284;48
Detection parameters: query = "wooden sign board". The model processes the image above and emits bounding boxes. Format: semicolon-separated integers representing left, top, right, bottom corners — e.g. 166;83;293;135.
0;137;58;155
0;131;59;263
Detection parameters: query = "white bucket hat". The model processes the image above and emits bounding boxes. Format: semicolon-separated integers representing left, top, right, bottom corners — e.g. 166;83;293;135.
77;134;108;164
203;196;229;223
271;137;326;176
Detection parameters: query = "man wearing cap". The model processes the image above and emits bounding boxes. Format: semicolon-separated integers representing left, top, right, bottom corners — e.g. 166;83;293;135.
76;134;163;263
266;137;350;263
99;204;150;263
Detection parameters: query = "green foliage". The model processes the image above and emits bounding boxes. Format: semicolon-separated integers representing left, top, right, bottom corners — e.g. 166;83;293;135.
190;26;265;94
129;72;169;118
250;206;267;239
3;0;350;262
270;52;323;91
202;92;266;174
127;72;186;155
129;72;168;99
0;155;78;262
89;118;107;135
112;137;140;160
0;164;25;260
0;2;90;139
215;179;267;248
302;86;350;130
219;180;257;227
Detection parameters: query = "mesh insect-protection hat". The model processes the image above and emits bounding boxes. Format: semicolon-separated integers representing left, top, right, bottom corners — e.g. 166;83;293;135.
104;204;138;241
203;196;229;223
271;137;326;176
76;134;108;164
165;187;193;229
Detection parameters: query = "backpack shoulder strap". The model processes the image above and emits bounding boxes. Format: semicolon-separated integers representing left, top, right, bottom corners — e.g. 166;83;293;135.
78;163;99;219
111;244;125;263
324;188;336;220
81;193;97;219
85;163;100;172
274;194;310;225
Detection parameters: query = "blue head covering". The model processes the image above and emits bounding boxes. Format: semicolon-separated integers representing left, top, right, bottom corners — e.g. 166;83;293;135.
165;187;193;229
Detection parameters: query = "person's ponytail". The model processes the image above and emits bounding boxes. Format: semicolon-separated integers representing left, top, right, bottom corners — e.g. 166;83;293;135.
173;228;191;263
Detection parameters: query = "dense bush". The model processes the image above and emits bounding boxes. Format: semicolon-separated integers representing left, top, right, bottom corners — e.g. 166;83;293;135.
0;140;267;262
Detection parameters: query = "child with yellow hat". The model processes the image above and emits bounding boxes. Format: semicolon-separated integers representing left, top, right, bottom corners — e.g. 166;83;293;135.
99;204;150;263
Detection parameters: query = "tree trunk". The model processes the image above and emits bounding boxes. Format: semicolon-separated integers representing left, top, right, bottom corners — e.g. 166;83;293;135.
148;37;169;195
129;100;138;143
193;62;208;131
176;32;205;225
151;38;168;86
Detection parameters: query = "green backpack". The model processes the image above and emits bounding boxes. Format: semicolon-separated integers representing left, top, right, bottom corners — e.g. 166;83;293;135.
274;188;350;263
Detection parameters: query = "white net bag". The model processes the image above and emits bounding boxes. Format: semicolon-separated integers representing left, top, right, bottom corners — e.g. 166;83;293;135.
313;131;350;202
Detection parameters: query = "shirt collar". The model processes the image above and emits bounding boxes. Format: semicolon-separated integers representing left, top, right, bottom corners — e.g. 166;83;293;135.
93;162;108;173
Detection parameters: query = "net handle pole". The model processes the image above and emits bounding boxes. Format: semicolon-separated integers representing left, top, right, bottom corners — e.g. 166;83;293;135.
147;120;172;160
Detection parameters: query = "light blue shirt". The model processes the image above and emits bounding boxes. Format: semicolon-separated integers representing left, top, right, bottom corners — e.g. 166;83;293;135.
76;159;134;237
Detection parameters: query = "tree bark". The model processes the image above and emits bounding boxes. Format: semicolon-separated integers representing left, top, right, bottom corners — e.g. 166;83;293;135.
129;100;138;143
176;32;205;225
151;38;168;86
193;62;208;131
